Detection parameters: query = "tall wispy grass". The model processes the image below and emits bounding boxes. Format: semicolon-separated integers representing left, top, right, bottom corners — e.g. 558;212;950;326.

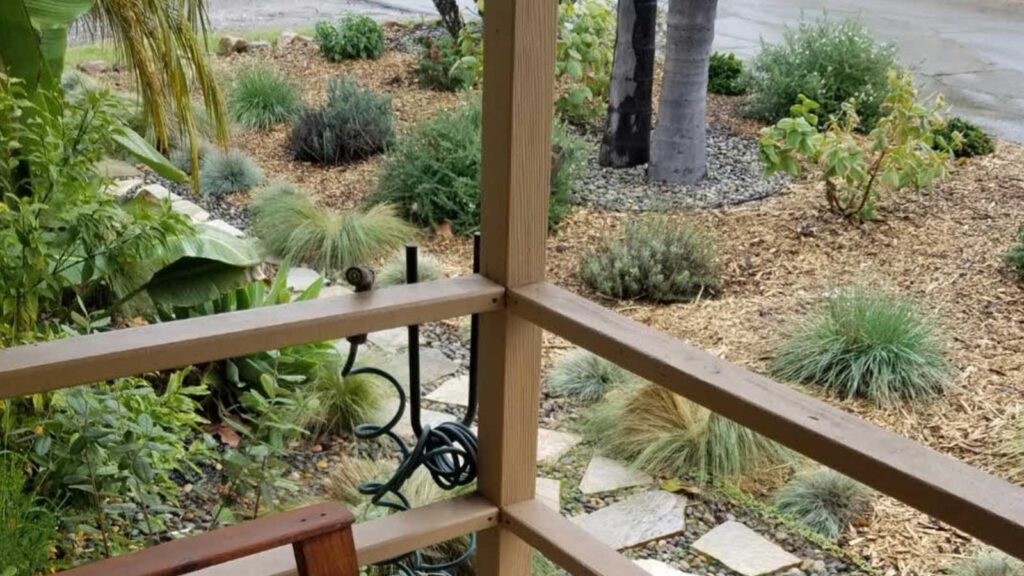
228;65;303;130
773;468;873;540
546;349;633;403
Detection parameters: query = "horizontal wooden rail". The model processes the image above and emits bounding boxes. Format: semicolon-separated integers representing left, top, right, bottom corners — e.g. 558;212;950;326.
502;499;650;576
0;275;503;399
191;494;499;576
510;281;1024;559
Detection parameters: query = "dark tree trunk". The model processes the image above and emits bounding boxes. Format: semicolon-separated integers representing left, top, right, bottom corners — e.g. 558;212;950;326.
648;0;718;184
434;0;464;38
599;0;658;168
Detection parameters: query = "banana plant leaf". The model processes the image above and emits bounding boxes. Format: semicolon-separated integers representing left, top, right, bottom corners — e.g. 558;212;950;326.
111;124;189;183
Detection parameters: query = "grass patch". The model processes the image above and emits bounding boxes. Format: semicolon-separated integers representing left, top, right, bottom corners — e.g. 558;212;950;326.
304;371;385;434
949;551;1024;576
1005;228;1024;279
376;251;445;287
773;468;873;540
546;348;633;403
228;65;302;130
199;148;265;196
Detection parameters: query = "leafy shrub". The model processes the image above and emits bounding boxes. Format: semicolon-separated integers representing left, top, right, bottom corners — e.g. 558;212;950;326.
949;551;1024;576
760;71;950;221
0;454;56;576
582;384;788;483
228;65;302;130
579;215;719;302
773;468;873;540
708;52;747;96
1006;228;1024;279
288;77;394;165
773;288;952;404
413;35;474;92
372;102;583;235
250;183;414;273
377;251;445;287
934;117;995;158
315;15;385;61
555;0;614;124
546;349;633;403
200;148;265;196
745;17;899;129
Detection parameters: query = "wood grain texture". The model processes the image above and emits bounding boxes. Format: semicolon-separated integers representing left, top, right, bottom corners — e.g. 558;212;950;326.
0;275;503;399
60;503;354;576
509;281;1024;559
502;499;652;576
293;529;359;576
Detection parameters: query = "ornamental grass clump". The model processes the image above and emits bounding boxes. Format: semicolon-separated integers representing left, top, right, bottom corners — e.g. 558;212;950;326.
376;251;445;287
305;371;384;434
547;348;633;403
949;551;1024;576
228;65;302;130
773;288;952;404
289;77;394;165
199;148;265;196
582;384;788;484
773;468;873;540
579;215;719;303
250;182;414;273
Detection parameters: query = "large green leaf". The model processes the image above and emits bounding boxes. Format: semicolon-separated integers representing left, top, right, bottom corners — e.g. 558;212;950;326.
111;125;189;184
0;0;47;91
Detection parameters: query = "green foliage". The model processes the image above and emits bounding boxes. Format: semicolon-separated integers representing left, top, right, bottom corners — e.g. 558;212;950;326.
288;77;394;165
314;15;385;61
1006;228;1024;279
949;551;1024;576
773;288;952;404
555;0;614;124
708;52;747;96
377;251;445;287
200;149;265;197
760;71;950;220
228;65;302;130
546;349;633;403
583;384;788;483
303;372;385;435
934;117;995;158
579;216;719;303
0;454;56;576
250;183;414;274
372;102;583;235
413;35;474;92
773;468;873;540
171;141;216;175
745;17;899;129
532;553;568;576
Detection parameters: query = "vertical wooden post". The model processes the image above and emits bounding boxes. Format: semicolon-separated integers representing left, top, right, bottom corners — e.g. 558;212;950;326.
476;0;558;572
292;527;359;576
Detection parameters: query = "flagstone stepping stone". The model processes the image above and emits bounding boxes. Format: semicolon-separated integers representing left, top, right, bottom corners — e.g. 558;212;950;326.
692;521;800;576
367;327;409;352
634;559;698;576
136;183;179;203
425;374;469;406
205;219;245;238
535;477;561;511
97;159;142;178
172;199;210;222
377;398;458;438
287;267;323;292
536;428;581;463
570;490;686;550
104;178;143;198
579;456;653;494
374;348;460;389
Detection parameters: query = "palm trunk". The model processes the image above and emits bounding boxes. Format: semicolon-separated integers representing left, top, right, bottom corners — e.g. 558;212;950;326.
648;0;717;184
434;0;464;38
599;0;658;168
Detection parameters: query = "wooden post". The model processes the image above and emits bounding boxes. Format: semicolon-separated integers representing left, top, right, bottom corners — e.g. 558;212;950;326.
476;0;558;571
293;529;360;576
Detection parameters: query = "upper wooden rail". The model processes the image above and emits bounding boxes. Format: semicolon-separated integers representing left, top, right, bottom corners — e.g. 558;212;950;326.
0;275;503;399
510;281;1024;558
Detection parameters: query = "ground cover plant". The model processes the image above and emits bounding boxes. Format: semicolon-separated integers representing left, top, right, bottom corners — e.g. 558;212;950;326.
708;52;746;96
315;15;385;61
579;215;719;302
0;454;56;575
228;65;302;129
934;117;995;158
745;16;899;129
773;287;952;404
288;77;394;165
773;468;873;540
200;148;265;196
546;349;633;403
583;384;788;483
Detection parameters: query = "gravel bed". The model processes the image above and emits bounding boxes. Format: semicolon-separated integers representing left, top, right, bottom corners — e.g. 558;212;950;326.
574;125;790;211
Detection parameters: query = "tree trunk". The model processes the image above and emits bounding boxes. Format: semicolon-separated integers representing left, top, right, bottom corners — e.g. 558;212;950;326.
648;0;717;184
434;0;464;38
599;0;657;168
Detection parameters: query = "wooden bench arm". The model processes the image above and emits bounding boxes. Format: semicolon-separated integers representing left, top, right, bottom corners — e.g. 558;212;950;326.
61;503;358;576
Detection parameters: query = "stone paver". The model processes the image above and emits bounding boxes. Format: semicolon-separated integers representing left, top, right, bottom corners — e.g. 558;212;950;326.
692;521;800;576
286;266;323;292
570;490;687;550
172;199;210;222
579;456;653;494
105;178;144;198
375;347;460;389
536;428;581;463
136;183;179;203
379;398;456;438
425;374;469;406
205;219;245;238
634;559;698;576
367;327;409;352
535;477;561;511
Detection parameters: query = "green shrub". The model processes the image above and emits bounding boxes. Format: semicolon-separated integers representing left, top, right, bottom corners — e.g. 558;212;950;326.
315;15;385;61
708;52;746;96
228;65;302;130
546;349;633;403
250;182;415;273
949;551;1024;576
773;288;952;404
289;77;394;165
376;251;445;287
554;0;614;124
934;117;995;158
200;148;265;196
0;454;56;576
745;17;899;129
579;215;719;303
582;384;788;483
372;101;583;235
1007;228;1024;279
413;35;474;92
773;468;873;540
